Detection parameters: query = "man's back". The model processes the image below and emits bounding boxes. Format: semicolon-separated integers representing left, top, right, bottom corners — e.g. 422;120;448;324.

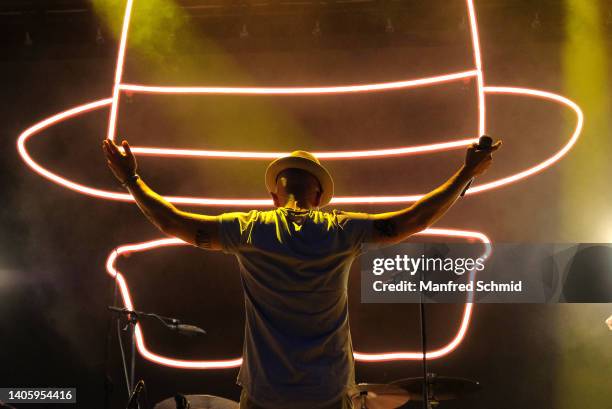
218;208;372;409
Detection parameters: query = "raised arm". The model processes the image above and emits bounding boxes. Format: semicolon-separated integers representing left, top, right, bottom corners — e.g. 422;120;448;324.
102;138;222;250
368;139;502;246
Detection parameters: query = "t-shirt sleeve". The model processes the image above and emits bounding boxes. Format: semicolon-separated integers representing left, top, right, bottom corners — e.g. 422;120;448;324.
335;210;375;256
217;210;259;254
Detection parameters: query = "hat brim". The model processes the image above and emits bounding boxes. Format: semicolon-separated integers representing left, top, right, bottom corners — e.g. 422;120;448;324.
265;156;334;207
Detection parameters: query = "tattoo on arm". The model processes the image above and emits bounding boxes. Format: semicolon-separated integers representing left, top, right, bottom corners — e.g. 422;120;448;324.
195;228;212;249
374;219;397;238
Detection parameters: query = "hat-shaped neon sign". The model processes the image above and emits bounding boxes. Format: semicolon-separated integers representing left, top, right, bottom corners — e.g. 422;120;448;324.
17;0;583;369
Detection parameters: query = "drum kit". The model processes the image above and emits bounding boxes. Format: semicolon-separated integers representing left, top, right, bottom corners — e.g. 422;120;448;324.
152;374;481;409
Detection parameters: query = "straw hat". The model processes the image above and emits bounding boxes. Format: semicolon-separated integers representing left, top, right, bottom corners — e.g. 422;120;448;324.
265;150;334;206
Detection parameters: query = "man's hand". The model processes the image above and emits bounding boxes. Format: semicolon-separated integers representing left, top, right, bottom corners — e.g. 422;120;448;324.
102;138;137;184
464;139;502;177
367;137;502;245
606;314;612;331
101;137;221;250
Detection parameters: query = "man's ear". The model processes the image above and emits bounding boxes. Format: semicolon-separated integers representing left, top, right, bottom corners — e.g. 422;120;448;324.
271;192;280;207
313;190;322;207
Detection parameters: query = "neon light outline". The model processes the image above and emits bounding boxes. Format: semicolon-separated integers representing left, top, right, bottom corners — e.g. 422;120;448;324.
15;0;584;368
106;228;490;369
106;0;133;142
16;86;583;207
466;0;486;136
116;70;478;96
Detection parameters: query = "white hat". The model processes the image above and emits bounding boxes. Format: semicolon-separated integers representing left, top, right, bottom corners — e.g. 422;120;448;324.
265;150;334;206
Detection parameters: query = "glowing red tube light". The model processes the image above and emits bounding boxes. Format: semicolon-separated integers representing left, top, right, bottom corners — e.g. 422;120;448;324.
117;70;478;97
106;0;134;142
466;0;486;137
16;86;583;206
129;138;477;160
470;86;584;193
106;228;490;369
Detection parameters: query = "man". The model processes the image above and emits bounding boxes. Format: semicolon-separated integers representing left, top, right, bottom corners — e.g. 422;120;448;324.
102;137;501;409
606;315;612;330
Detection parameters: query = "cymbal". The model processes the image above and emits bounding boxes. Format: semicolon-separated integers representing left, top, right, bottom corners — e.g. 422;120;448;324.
350;383;411;409
154;394;239;409
391;375;481;401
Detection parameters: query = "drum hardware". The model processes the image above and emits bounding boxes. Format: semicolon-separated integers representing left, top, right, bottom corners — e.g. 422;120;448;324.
349;383;411;409
391;374;481;407
174;393;190;409
154;394;239;409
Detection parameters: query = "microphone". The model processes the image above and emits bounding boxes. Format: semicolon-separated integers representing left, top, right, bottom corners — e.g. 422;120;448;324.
126;379;144;409
107;306;207;336
169;324;207;337
460;135;493;197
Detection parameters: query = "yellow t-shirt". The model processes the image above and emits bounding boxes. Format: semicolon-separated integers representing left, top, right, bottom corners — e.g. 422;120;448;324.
218;207;373;409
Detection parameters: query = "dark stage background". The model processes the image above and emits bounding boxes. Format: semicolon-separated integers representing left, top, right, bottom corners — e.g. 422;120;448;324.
1;1;611;408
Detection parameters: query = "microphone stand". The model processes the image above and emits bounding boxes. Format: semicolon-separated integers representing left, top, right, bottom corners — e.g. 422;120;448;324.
419;267;430;409
108;307;201;409
109;306;141;407
128;312;136;394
